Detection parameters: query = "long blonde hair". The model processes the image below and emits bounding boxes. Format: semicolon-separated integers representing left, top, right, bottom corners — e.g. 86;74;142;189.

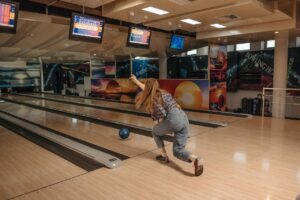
135;78;162;113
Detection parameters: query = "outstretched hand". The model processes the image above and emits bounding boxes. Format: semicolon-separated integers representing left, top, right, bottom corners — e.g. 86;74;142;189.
129;74;137;82
129;74;145;90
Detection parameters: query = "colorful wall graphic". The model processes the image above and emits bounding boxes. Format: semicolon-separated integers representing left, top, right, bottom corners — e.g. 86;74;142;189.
116;60;131;78
92;61;105;79
43;63;90;92
209;45;228;81
0;62;40;91
167;56;208;79
227;52;239;91
92;58;160;79
209;44;227;111
238;50;274;90
91;78;210;110
61;63;90;85
210;82;227;111
91;78;138;101
105;61;116;78
159;80;209;110
132;59;159;78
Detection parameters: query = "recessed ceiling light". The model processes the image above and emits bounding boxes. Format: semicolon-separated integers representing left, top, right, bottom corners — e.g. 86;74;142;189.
275;31;279;34
230;30;240;34
211;23;226;29
130;11;135;16
180;18;201;25
142;7;169;15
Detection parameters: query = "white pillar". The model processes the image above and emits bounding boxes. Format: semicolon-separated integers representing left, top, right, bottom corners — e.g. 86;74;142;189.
159;52;167;79
272;30;289;118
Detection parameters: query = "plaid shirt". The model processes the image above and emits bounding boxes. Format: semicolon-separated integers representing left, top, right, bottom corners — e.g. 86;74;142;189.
151;92;179;121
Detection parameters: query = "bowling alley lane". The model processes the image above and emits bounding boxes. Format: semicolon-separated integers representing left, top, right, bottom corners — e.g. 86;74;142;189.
25;92;242;123
0;126;85;200
0;102;167;157
3;94;213;136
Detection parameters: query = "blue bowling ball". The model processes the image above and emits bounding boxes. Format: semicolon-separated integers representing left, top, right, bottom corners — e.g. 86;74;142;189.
119;128;130;140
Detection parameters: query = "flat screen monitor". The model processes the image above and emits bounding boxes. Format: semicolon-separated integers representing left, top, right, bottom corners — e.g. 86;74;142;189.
170;34;184;50
69;13;105;43
127;26;151;48
0;0;19;34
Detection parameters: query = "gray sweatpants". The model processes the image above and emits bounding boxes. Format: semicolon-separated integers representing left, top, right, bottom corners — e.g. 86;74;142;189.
152;108;191;163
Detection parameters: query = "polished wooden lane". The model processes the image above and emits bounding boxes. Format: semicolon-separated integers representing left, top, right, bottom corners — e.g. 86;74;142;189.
1;102;212;159
0;126;85;200
0;103;160;157
14;116;300;200
28;93;241;123
4;95;213;136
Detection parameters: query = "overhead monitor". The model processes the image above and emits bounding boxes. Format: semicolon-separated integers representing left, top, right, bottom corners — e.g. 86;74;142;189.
0;0;19;34
127;26;151;48
170;34;184;50
69;13;105;43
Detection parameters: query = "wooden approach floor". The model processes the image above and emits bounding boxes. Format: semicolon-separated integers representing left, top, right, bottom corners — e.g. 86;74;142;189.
0;126;85;200
0;102;300;200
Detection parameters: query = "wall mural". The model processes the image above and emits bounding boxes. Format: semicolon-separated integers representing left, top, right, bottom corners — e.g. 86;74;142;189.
43;63;89;92
209;44;227;111
91;61;105;79
159;80;209;110
167;56;208;79
105;61;116;78
91;78;210;110
91;79;138;101
116;60;131;78
132;59;159;79
238;50;274;90
0;62;40;91
210;82;227;111
288;48;300;88
226;52;239;91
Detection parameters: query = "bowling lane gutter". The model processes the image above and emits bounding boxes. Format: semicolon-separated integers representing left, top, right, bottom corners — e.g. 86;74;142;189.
0;97;174;142
35;92;251;118
0;110;106;171
14;93;225;128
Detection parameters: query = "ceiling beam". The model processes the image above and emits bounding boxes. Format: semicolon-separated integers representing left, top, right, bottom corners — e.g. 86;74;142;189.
197;19;296;40
102;0;148;15
29;0;102;16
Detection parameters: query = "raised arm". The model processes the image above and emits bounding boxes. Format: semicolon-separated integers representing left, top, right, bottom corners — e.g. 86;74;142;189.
129;74;145;90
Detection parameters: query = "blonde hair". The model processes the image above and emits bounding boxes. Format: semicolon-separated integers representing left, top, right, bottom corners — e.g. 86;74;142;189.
135;78;162;113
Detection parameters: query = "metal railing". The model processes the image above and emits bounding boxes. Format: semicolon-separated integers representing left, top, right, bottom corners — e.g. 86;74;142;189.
262;87;300;118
